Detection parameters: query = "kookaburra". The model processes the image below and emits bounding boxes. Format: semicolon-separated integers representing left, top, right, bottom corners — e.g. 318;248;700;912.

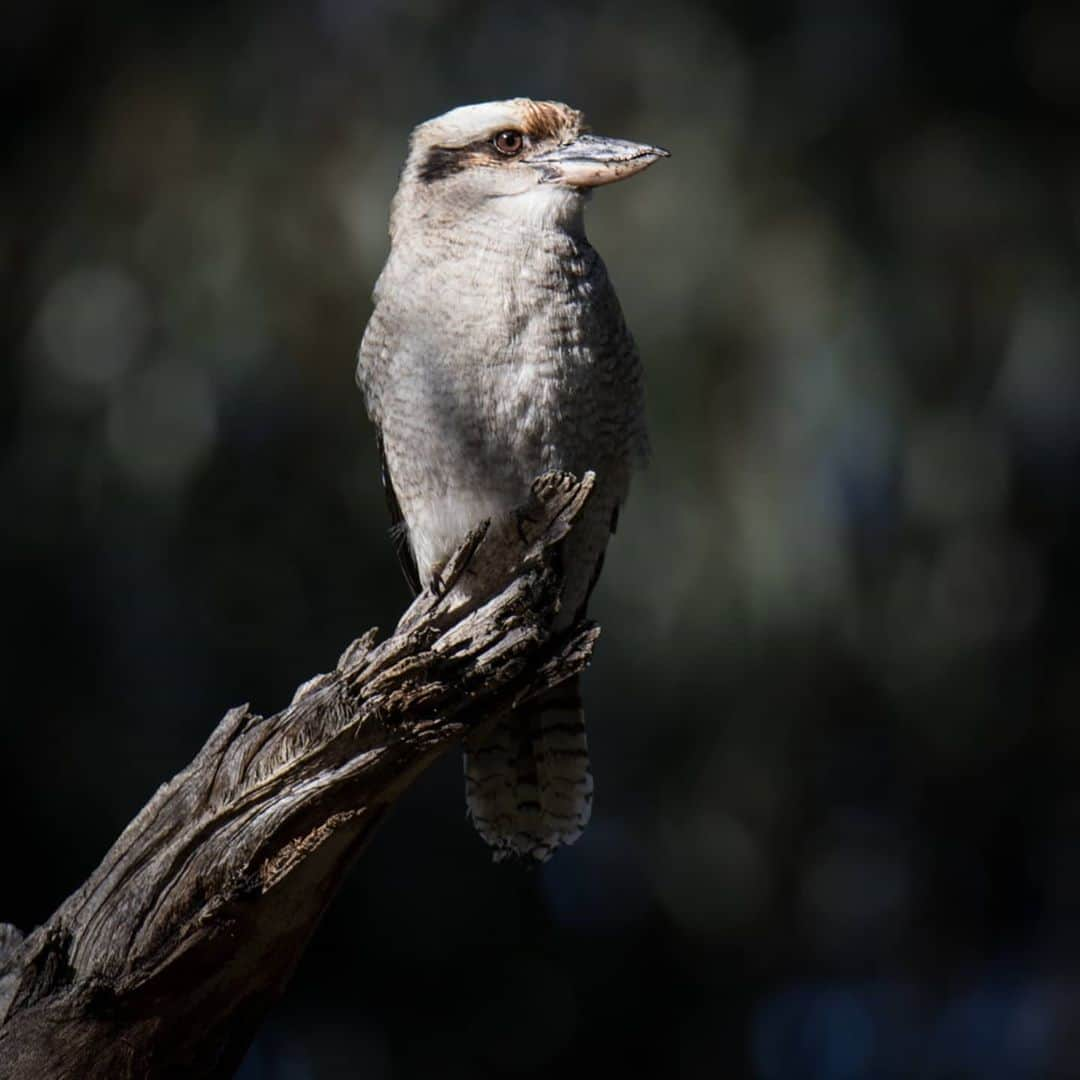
356;98;667;861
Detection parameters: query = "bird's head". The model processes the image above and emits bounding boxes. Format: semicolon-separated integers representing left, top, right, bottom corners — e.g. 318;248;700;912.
390;98;668;237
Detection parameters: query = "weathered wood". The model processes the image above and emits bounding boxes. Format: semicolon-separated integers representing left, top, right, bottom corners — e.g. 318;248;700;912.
0;472;599;1079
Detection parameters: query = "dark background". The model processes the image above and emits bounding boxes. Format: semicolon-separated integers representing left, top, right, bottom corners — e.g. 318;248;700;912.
3;1;1080;1077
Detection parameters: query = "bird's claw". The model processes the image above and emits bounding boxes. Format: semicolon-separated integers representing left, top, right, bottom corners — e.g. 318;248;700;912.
514;506;540;544
429;564;447;598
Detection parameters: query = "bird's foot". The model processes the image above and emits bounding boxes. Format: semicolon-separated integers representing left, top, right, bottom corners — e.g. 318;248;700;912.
429;564;447;597
513;505;541;545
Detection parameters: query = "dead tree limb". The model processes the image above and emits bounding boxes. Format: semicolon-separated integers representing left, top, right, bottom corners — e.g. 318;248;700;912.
0;471;599;1080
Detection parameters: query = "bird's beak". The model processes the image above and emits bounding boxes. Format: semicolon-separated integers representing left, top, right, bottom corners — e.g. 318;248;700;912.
526;134;670;188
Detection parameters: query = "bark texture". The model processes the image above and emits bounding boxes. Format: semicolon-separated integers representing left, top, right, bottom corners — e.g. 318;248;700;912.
0;471;599;1080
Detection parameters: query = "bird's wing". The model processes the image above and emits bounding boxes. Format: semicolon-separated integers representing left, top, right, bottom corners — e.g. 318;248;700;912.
375;429;421;596
359;308;422;597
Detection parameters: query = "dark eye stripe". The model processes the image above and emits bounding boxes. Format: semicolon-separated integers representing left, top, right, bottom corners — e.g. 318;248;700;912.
418;145;470;183
418;137;526;184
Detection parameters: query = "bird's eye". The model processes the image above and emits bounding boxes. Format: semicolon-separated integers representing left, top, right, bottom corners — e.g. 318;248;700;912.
493;130;524;156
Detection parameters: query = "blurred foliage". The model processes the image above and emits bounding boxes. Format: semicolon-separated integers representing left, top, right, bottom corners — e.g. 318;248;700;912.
3;1;1080;1077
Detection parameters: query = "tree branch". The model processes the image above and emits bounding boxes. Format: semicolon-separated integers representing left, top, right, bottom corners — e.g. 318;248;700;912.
0;471;599;1079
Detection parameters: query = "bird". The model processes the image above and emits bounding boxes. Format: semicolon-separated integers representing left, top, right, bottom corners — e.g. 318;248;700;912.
356;98;667;861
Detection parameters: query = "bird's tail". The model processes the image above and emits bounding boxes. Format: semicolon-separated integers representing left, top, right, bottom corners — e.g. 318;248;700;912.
464;676;593;862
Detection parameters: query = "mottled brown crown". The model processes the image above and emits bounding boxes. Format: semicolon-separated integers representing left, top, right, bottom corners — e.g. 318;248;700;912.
516;99;584;143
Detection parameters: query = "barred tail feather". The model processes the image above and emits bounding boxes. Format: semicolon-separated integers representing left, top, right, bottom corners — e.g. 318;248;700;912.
464;677;593;862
